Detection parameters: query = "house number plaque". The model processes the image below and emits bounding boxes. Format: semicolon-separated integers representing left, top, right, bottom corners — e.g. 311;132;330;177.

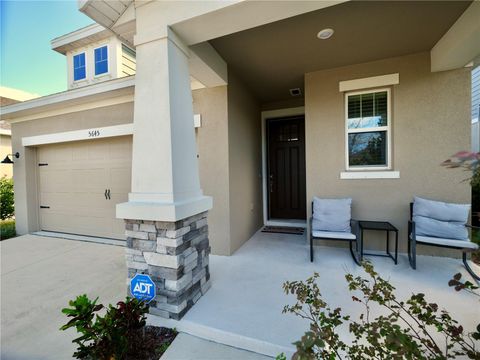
88;130;100;138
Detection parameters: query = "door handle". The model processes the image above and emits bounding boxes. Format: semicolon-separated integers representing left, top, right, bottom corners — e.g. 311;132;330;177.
104;189;108;200
107;189;111;200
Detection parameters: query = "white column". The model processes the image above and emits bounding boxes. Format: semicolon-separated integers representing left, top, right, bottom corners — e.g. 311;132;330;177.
117;27;212;221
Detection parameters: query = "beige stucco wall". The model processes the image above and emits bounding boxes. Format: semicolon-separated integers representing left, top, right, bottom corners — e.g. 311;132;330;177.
193;76;263;255
193;86;231;256
1;134;12;178
305;52;471;256
227;72;263;254
11;102;134;235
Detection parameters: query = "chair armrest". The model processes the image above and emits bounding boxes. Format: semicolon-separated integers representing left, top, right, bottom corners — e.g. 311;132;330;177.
466;224;480;230
408;220;416;240
351;219;360;240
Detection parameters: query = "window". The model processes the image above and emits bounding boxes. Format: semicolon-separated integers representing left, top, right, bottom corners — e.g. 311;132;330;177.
94;45;108;75
345;88;391;170
73;53;86;81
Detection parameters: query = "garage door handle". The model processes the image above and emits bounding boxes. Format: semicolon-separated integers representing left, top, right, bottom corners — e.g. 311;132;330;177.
104;189;108;200
107;189;111;200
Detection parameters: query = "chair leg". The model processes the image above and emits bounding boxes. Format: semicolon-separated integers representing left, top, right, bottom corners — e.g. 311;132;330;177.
310;235;313;262
349;240;361;266
462;252;480;282
408;236;416;270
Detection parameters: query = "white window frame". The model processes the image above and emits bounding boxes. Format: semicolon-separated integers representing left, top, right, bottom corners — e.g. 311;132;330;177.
345;87;392;171
72;51;87;82
93;44;109;78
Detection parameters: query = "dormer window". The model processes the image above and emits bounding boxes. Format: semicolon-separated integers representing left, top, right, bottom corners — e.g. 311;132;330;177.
94;45;108;76
73;53;86;81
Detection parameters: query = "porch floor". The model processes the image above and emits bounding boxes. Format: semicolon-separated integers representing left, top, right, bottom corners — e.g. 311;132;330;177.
149;230;480;358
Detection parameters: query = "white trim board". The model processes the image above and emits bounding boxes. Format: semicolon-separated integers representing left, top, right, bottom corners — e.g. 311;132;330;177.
261;106;305;227
340;171;400;179
339;73;399;92
22;123;133;147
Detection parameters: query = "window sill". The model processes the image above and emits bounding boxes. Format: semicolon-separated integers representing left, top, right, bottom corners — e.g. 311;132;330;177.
340;171;400;179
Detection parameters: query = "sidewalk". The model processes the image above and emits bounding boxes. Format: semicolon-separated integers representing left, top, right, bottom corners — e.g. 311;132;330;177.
162;333;273;360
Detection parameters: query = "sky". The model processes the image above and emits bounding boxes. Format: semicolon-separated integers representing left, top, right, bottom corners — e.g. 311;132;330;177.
1;0;94;96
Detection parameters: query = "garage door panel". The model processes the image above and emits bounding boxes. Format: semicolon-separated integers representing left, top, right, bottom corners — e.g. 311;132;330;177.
39;192;73;209
72;168;108;192
38;136;132;240
109;167;131;192
109;140;132;161
39;170;72;193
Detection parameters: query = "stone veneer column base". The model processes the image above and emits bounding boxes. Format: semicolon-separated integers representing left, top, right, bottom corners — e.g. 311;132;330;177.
124;212;211;320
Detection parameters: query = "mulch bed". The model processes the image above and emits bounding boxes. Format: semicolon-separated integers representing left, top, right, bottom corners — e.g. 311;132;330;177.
126;326;177;359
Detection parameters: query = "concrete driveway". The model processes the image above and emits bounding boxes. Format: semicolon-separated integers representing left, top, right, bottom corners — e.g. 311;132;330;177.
1;235;126;360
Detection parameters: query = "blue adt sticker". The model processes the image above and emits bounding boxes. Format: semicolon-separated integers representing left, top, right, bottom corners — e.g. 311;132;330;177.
130;274;156;303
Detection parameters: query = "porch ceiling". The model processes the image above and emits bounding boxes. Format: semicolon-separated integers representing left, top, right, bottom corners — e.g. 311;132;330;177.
210;0;471;104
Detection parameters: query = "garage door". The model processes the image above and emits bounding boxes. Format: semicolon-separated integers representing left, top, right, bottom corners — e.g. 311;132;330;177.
37;136;132;240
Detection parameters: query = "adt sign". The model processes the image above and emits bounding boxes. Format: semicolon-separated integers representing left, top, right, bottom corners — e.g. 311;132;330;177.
130;274;156;303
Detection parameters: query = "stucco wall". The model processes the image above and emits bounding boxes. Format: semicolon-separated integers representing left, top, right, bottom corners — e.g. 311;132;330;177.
305;52;471;255
1;134;12;178
227;73;263;253
11;102;134;235
193;86;231;256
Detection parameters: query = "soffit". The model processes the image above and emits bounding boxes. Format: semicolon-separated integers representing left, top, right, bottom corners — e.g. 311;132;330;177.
210;0;471;103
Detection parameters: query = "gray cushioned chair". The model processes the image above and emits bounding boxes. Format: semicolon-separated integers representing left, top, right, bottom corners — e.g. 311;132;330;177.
408;198;479;281
309;197;361;265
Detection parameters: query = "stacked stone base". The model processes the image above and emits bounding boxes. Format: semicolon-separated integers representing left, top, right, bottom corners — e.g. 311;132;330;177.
125;212;211;320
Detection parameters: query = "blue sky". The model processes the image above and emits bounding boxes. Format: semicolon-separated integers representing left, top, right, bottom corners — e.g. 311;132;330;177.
1;0;94;96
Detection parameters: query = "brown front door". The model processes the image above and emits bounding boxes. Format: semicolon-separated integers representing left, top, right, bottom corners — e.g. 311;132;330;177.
267;116;306;220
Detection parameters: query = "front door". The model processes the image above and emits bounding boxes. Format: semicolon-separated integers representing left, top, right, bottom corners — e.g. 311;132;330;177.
267;116;306;220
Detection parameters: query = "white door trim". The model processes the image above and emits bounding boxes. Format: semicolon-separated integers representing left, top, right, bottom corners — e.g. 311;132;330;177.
261;107;307;228
22;123;133;147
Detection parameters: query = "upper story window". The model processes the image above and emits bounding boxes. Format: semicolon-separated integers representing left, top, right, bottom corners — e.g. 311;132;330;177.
73;53;86;81
345;88;391;170
94;45;108;76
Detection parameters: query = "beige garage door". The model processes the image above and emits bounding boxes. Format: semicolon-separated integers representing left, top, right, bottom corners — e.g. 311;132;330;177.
37;136;132;240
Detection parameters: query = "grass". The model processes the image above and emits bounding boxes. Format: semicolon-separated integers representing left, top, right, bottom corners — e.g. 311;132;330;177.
0;219;16;240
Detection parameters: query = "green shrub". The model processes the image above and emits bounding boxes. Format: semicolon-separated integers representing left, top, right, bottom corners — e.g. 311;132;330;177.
0;219;16;240
0;176;14;220
61;295;148;359
282;262;479;359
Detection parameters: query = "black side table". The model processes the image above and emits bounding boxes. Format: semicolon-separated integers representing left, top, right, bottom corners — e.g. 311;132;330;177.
359;221;398;264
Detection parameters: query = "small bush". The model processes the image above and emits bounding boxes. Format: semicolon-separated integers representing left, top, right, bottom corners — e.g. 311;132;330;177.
0;176;14;220
282;262;479;359
0;219;16;240
61;295;177;360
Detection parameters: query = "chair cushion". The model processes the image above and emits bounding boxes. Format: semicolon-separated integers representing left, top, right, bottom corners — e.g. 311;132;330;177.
413;197;470;222
312;197;352;232
312;230;356;240
410;234;478;250
413;197;470;241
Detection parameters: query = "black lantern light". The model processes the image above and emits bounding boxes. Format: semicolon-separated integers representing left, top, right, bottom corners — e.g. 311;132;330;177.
1;152;20;164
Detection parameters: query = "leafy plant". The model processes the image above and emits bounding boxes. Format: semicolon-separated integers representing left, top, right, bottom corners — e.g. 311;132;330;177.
282;262;479;359
61;294;148;359
0;176;14;220
0;219;16;240
448;273;480;301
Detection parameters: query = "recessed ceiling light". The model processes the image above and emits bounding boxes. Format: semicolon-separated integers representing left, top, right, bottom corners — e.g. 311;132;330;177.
289;88;302;97
317;28;334;40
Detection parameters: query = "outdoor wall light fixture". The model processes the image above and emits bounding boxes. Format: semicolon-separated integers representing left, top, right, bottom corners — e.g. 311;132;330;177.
317;28;334;40
1;152;20;164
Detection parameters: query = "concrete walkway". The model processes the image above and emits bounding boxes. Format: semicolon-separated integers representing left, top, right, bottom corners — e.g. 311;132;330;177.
1;235;126;360
162;333;272;360
151;230;480;358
